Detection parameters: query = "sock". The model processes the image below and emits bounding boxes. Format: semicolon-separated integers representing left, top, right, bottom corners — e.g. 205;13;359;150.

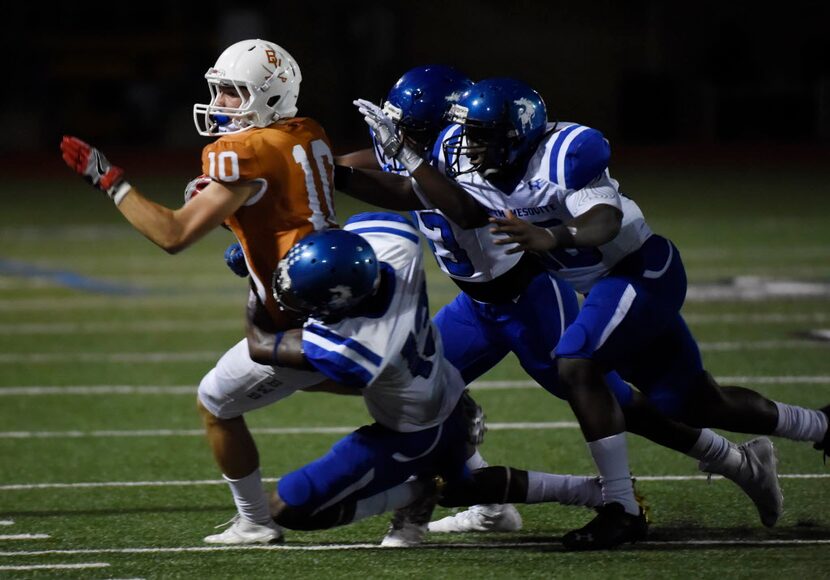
773;402;829;442
587;433;639;515
689;429;743;475
466;449;489;471
689;428;732;463
224;468;272;525
352;480;422;523
526;472;602;507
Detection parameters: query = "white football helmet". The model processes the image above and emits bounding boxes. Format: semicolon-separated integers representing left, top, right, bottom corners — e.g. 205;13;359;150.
193;39;302;136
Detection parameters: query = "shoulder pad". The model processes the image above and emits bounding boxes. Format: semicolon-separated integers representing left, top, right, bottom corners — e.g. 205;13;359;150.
547;125;610;190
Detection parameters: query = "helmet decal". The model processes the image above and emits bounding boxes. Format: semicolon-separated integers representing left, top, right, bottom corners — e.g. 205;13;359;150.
514;98;538;132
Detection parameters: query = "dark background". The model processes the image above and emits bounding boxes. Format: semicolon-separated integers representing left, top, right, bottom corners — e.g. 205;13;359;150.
5;1;830;158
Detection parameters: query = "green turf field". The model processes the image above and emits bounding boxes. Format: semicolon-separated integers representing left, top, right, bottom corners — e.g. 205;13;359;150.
1;161;829;578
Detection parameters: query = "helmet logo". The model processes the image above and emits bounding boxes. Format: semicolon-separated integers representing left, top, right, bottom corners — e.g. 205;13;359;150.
328;285;354;309
265;49;281;66
445;91;464;103
447;103;468;123
514;98;537;132
276;259;293;292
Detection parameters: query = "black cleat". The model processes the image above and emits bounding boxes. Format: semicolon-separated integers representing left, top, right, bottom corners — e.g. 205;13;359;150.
813;404;830;463
562;502;648;551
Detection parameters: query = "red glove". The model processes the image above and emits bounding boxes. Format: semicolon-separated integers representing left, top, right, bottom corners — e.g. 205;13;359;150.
60;136;131;205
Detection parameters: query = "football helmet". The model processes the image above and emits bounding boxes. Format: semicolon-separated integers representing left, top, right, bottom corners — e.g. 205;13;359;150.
193;39;302;137
272;229;380;322
443;78;547;177
382;64;473;152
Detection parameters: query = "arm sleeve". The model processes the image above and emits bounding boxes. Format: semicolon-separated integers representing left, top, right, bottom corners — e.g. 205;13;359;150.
302;324;383;388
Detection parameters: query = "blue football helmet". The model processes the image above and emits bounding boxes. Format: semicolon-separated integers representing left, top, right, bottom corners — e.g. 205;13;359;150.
443;78;548;177
272;229;380;322
382;64;473;154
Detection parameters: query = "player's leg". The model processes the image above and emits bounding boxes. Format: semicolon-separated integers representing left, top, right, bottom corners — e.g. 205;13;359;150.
621;314;784;527
440;466;603;509
271;407;468;538
683;371;829;451
416;293;522;534
554;236;687;549
197;338;325;544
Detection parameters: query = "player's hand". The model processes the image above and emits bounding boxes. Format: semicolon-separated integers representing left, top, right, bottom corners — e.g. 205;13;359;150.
490;210;557;254
354;98;400;157
60;136;131;205
224;242;249;277
184;174;213;204
353;99;423;173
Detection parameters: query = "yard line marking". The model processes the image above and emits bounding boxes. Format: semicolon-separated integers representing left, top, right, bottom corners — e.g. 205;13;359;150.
0;320;241;335
0;422;580;439
0;473;826;492
2;376;829;396
0;534;50;541
0;386;198;396
0;352;221;364
2;539;829;556
698;340;830;351
683;312;830;324
0;563;110;571
1;339;825;364
471;376;830;389
0;521;13;526
2;312;826;335
0;295;242;311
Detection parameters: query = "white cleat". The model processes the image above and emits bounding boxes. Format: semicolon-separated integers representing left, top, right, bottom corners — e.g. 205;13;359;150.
428;503;522;533
381;520;427;548
204;514;283;545
701;437;783;528
381;477;443;547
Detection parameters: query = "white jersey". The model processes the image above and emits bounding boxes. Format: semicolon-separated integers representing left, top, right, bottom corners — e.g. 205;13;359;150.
301;212;466;432
373;134;522;283
429;122;653;294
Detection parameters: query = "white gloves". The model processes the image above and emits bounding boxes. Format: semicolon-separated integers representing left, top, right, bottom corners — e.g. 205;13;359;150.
353;99;423;173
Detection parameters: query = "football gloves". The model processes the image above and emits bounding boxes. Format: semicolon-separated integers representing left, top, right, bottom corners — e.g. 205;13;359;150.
224;242;249;277
60;136;132;205
353;99;423;173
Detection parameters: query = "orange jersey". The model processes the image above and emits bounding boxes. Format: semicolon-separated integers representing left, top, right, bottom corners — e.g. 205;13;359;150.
201;118;338;326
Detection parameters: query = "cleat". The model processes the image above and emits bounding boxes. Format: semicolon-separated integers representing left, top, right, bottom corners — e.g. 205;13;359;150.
381;476;444;547
203;514;283;545
813;404;829;463
428;503;522;533
701;437;783;527
562;502;648;551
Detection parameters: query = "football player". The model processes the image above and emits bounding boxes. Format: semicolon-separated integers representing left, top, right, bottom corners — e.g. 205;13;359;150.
336;65;523;538
365;77;828;549
252;213;647;543
338;70;785;550
60;39;338;545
